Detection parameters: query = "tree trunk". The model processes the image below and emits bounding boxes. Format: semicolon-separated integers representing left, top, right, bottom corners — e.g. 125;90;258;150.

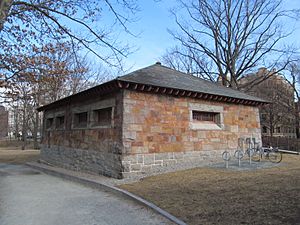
14;107;19;140
0;0;13;31
33;110;39;149
295;103;300;138
269;109;274;138
21;105;27;150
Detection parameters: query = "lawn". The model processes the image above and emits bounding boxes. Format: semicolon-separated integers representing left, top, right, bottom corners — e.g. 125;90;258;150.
0;149;40;164
120;155;300;225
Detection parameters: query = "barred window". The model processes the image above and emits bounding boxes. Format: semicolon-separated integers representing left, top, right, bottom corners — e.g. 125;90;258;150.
73;112;88;128
55;116;65;129
92;107;112;127
46;118;54;129
192;111;218;122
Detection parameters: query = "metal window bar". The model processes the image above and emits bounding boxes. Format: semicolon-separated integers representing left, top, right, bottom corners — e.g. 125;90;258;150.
192;111;217;122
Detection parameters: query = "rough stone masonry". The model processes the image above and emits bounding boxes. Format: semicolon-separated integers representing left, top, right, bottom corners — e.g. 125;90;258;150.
121;90;261;177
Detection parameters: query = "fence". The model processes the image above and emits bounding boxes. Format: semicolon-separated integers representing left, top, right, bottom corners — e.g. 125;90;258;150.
262;136;300;152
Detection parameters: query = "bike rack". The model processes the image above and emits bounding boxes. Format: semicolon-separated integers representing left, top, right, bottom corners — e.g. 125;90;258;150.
222;151;231;168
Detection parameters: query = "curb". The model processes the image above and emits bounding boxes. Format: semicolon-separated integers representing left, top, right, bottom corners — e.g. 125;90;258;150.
26;162;187;225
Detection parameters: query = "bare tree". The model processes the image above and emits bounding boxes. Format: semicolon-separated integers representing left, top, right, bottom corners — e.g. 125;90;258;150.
169;0;299;88
282;61;300;138
161;46;214;80
0;0;138;74
65;58;115;96
240;68;295;138
3;42;103;149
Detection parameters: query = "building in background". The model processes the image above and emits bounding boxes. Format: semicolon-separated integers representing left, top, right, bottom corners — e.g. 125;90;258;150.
240;68;296;138
0;105;9;139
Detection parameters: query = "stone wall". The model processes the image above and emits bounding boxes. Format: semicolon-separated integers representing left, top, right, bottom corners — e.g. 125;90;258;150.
121;90;261;177
40;89;262;179
41;92;124;178
40;145;123;178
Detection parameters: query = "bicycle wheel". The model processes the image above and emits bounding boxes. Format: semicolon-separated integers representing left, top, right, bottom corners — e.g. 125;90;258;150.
252;149;261;162
268;152;282;163
234;150;244;159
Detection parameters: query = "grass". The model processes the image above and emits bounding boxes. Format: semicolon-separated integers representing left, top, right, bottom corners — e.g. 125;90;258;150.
119;155;300;225
0;148;40;164
0;139;36;149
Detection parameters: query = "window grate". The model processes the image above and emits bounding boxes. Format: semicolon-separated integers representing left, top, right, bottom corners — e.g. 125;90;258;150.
74;112;88;128
55;116;65;129
46;118;53;129
192;111;218;122
93;107;112;126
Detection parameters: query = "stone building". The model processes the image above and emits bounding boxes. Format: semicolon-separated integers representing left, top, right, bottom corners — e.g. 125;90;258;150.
239;68;296;138
38;63;266;178
0;105;8;139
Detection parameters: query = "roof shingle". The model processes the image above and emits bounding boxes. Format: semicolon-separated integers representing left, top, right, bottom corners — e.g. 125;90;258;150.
118;63;266;103
37;63;267;111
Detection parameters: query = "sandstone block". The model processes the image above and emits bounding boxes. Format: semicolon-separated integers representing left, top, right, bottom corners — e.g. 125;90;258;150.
154;160;163;166
163;159;177;166
131;164;142;171
123;155;137;164
133;124;144;131
141;165;152;173
123;131;136;140
122;162;131;172
144;154;155;165
197;132;206;139
155;153;169;161
131;146;148;154
137;154;144;163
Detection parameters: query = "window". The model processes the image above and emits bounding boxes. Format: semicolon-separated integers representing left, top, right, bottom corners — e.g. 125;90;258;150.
189;103;224;130
55;116;65;129
92;107;112;127
192;111;219;123
46;118;54;130
73;112;88;128
262;126;267;133
276;127;281;133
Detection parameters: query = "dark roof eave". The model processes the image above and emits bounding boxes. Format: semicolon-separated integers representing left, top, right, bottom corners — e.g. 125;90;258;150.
37;74;269;112
116;80;269;106
37;79;120;112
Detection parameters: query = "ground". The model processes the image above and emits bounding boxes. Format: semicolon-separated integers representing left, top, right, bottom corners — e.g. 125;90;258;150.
0;140;39;164
0;149;40;164
0;164;171;225
120;155;300;225
0;143;299;225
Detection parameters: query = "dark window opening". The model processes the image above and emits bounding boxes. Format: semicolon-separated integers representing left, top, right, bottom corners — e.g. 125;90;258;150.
276;127;281;133
74;112;88;128
93;107;112;127
55;116;65;129
46;118;53;129
192;111;219;123
262;126;267;133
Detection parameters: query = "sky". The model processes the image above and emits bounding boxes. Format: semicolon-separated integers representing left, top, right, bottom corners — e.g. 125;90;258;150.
113;0;300;72
124;0;177;70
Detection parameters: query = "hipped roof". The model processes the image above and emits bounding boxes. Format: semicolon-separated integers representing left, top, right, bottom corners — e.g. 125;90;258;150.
37;63;267;111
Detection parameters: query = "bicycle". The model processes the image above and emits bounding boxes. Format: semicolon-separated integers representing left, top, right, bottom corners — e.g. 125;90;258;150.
234;137;256;160
252;146;282;163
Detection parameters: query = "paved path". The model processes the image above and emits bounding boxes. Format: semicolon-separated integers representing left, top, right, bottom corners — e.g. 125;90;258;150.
0;164;172;225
